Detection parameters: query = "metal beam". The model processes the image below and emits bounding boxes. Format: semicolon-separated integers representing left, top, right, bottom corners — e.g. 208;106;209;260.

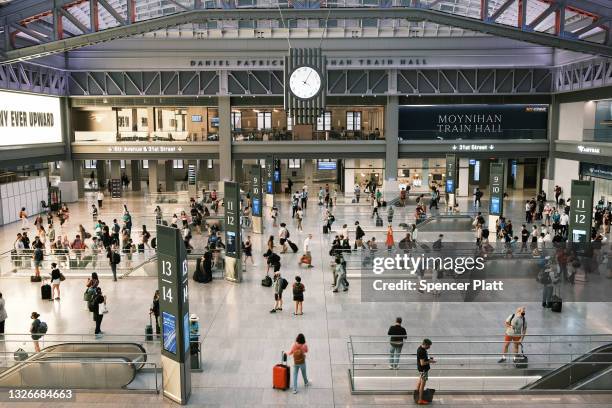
490;0;516;22
527;3;560;30
572;17;610;36
2;8;612;64
96;0;126;26
58;8;90;34
10;23;47;43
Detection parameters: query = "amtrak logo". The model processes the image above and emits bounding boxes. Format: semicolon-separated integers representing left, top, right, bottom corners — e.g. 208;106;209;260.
578;145;600;154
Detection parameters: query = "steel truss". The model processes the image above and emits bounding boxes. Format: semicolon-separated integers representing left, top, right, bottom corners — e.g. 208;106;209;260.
0;61;67;95
553;57;612;92
1;3;611;64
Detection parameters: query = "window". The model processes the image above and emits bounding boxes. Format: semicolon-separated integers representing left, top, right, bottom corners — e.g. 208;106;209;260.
173;160;184;169
317;111;332;131
257;111;272;130
142;160;149;169
207;160;214;169
84;160;97;169
231;112;242;131
120;160;126;169
238;20;255;29
346;111;362;131
288;159;301;169
287;116;293;131
361;18;378;28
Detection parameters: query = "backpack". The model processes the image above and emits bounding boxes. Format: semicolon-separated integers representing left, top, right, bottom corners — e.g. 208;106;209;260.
293;283;304;295
112;251;121;264
537;269;552;285
281;278;289;290
293;348;306;365
38;321;48;334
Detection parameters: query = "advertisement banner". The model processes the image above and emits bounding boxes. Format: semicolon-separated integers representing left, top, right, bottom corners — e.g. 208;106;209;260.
398;104;548;140
0;91;63;146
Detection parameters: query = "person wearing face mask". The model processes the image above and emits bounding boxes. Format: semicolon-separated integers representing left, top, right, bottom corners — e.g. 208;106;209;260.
498;307;527;363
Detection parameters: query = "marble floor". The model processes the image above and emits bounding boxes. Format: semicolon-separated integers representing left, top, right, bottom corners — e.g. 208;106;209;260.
0;188;611;407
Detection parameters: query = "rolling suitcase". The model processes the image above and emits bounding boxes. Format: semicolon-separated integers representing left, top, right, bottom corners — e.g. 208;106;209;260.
262;274;272;287
288;240;298;253
273;352;290;390
41;282;52;300
145;314;154;341
376;217;383;227
30;275;42;283
413;388;435;403
550;294;562;313
323;225;329;234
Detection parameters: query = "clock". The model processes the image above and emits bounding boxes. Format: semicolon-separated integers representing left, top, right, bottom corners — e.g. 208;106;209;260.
289;66;322;100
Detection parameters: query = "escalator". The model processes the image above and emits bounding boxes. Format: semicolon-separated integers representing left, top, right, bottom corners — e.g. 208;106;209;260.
523;343;612;390
0;343;147;389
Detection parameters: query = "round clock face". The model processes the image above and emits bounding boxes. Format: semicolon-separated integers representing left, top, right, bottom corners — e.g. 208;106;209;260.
289;66;322;99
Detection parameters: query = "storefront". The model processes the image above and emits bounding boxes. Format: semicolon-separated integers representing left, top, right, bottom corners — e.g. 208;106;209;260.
580;162;612;205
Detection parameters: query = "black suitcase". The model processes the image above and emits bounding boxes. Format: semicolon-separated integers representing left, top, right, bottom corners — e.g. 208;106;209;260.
376;217;383;227
514;344;528;368
41;283;52;300
413;388;435;403
382;201;387;207
288;240;298;253
138;243;145;254
262;275;272;287
323;225;329;234
550;295;562;312
145;314;154;341
30;275;42;283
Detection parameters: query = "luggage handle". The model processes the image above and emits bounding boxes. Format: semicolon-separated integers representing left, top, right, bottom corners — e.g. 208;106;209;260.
281;351;287;363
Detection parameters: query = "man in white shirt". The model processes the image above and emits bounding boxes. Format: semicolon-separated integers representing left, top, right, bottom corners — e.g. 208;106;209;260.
560;212;569;238
300;233;313;268
279;223;289;253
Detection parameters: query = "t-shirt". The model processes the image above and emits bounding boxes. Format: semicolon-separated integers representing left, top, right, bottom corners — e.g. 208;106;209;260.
505;314;527;336
416;346;430;372
388;325;407;345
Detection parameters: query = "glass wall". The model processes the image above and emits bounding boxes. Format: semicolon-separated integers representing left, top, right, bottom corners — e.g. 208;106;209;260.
397;158;446;191
73;106;219;143
231;106;385;141
589;100;612;142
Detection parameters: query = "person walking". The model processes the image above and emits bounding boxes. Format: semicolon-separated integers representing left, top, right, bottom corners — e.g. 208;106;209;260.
287;333;311;394
498;307;527;363
19;207;29;230
415;338;435;405
0;293;7;337
292;276;305;316
388;317;407;369
150;290;160;335
108;245;121;281
332;257;348;293
299;234;314;268
30;312;46;352
97;190;104;209
32;244;43;279
243;236;254;264
50;263;62;300
296;207;304;232
92;287;107;337
473;188;483;207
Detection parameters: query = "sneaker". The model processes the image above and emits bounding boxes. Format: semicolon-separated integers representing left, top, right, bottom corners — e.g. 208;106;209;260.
292;390;297;394
305;380;312;387
269;309;276;313
497;357;506;363
417;399;430;405
332;290;338;293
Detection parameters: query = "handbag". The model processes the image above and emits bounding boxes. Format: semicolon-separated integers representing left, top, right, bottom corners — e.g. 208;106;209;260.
98;301;108;314
59;273;66;282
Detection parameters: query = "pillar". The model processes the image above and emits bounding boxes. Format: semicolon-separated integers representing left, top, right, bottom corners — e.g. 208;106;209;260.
458;158;469;197
344;159;355;195
384;95;399;197
303;159;314;188
233;160;243;184
515;163;525;190
96;160;106;188
218;96;232;192
59;160;84;200
149;160;159;193
131;160;141;191
187;159;197;196
165;160;175;192
110;160;121;180
422;159;430;189
536;157;542;194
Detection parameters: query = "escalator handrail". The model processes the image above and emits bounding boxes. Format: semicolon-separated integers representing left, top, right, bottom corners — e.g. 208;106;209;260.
523;342;612;389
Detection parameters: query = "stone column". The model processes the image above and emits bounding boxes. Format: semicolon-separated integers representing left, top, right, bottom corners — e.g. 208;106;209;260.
131;160;141;191
384;95;399;198
218;96;232;192
96;160;106;189
59;160;84;201
344;159;355;195
149;160;159;193
165;160;175;192
110;160;121;180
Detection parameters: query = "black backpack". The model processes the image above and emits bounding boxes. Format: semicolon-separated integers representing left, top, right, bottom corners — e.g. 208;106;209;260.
112;251;121;264
88;296;97;312
281;278;289;290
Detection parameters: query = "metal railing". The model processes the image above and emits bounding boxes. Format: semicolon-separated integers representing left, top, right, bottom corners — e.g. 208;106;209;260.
232;129;384;141
347;334;612;393
583;129;612;142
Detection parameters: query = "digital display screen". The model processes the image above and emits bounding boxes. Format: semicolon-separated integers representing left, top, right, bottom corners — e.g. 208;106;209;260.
469;159;476;165
183;313;190;353
211;117;220;127
226;231;237;255
162;312;177;354
274;170;280;182
572;230;587;243
266;180;273;194
446;179;454;193
252;198;261;217
0;91;62;146
191;115;202;122
490;197;500;215
318;161;337;170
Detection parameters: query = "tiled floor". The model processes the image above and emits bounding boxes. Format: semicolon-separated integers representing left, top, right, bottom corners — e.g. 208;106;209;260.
0;188;611;407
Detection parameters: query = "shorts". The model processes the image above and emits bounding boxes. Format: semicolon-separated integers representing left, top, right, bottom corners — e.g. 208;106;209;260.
34;260;42;268
504;335;522;342
418;370;429;381
274;292;282;301
280;238;287;245
51;279;61;285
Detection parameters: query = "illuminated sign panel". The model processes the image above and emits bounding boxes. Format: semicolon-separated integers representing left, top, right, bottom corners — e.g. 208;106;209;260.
0;91;62;146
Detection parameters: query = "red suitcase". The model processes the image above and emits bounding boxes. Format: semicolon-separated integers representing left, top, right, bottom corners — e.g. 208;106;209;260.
273;352;290;390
